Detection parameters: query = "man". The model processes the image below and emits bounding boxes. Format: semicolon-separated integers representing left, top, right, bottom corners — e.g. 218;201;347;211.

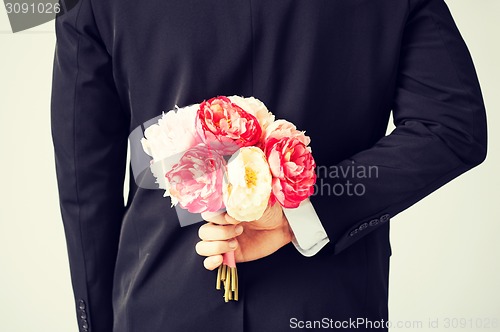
51;0;487;331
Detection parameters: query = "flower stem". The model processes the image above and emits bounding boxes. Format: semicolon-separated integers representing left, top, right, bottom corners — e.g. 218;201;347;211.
217;252;239;302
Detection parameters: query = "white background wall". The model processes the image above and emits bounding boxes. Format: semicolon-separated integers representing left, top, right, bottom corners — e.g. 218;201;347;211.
0;1;498;331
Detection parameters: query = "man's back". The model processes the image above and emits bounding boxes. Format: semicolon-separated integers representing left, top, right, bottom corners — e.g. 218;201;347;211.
51;0;486;331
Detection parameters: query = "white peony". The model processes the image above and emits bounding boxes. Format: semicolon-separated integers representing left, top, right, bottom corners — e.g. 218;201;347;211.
141;104;200;162
223;146;272;221
141;104;201;196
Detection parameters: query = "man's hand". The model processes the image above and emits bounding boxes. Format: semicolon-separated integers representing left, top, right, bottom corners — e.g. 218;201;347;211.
196;203;293;270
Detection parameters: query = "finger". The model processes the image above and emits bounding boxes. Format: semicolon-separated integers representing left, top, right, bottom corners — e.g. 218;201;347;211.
203;255;223;270
201;211;230;225
198;223;244;241
224;214;245;225
195;239;238;257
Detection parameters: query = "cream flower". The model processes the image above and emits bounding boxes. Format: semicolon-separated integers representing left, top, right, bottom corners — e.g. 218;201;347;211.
223;147;272;221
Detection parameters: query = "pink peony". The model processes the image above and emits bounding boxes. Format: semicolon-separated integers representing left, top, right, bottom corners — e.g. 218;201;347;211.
265;137;316;208
228;96;275;134
196;96;262;155
264;119;311;147
165;144;226;213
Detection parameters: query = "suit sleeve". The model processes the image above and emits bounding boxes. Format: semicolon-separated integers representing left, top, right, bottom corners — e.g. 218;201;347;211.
312;0;487;255
51;0;129;331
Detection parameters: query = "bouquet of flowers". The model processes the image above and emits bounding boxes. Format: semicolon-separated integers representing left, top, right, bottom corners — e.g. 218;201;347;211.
141;96;316;302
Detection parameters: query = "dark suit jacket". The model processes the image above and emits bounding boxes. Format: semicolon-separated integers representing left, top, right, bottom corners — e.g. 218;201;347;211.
51;0;487;331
